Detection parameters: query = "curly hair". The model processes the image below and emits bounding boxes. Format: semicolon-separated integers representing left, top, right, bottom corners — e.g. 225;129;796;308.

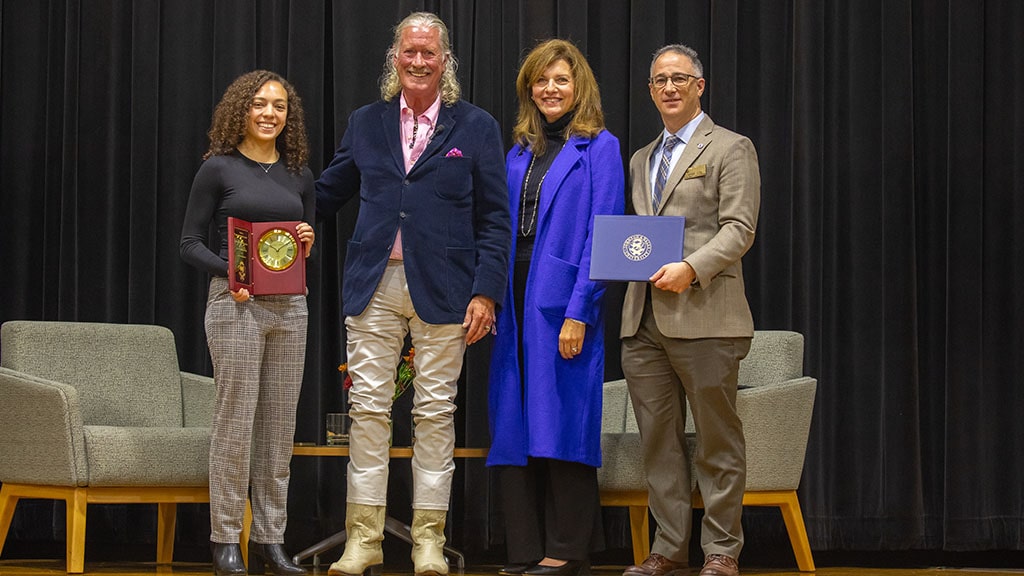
379;12;461;105
513;39;605;156
204;69;310;174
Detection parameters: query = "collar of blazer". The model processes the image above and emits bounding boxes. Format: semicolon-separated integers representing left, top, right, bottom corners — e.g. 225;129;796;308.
647;114;715;214
382;99;459;175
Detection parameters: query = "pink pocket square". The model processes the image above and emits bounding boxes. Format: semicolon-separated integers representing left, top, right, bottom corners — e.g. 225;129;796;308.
445;148;463;158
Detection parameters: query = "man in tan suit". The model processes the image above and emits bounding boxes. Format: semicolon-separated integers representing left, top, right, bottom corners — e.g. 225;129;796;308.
620;44;760;576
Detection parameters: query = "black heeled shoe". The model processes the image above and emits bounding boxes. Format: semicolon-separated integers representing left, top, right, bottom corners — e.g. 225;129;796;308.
524;560;589;576
211;542;247;576
499;562;536;576
248;542;308;575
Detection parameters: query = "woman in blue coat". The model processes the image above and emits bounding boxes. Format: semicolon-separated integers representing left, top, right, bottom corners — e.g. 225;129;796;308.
487;39;625;576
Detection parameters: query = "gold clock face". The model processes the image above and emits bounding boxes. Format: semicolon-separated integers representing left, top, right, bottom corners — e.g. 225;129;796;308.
257;228;298;271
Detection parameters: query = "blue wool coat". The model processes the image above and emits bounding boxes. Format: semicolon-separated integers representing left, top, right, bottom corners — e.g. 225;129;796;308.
486;129;625;467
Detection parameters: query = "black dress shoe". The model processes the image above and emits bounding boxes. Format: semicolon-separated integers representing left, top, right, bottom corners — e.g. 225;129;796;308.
524;560;589;576
248;542;308;575
499;563;535;576
211;542;247;576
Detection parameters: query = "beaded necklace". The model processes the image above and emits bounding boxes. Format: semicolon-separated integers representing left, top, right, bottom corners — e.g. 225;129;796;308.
520;154;546;236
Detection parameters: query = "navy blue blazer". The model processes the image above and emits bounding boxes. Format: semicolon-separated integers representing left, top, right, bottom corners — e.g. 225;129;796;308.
316;98;510;325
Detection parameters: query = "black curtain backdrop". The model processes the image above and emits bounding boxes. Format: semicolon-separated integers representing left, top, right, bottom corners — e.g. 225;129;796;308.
1;0;1022;565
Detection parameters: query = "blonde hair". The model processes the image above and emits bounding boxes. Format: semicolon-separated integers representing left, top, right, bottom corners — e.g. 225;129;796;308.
512;39;605;156
379;12;461;105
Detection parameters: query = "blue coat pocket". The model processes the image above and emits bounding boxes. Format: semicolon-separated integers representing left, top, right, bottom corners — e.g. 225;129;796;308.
534;254;578;318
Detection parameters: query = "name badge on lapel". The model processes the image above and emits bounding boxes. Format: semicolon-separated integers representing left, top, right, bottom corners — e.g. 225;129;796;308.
684;164;707;179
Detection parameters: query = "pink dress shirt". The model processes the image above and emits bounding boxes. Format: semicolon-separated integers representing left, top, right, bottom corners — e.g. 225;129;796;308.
390;93;441;260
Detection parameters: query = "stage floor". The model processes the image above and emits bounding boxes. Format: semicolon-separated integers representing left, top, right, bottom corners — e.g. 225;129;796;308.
0;560;1022;576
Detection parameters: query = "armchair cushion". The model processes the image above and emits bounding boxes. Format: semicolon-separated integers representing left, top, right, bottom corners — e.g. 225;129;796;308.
0;321;184;427
597;432;645;491
82;426;210;486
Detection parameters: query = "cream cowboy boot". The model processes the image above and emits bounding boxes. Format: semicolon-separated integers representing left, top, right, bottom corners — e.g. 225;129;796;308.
411;509;449;576
327;504;385;576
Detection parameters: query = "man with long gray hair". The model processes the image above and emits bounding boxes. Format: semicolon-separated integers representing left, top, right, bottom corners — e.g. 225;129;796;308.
316;11;510;576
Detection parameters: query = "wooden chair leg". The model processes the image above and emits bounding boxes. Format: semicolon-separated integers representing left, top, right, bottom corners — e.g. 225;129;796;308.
66;488;88;573
157;503;177;564
606;488;814;572
777;491;815;572
0;484;19;555
740;490;815;571
1;484;228;571
627;505;650;566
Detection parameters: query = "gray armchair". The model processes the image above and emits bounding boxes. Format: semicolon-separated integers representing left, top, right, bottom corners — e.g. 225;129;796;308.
598;330;817;571
0;320;250;572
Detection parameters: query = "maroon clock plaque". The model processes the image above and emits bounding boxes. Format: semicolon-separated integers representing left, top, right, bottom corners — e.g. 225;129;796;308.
227;217;306;295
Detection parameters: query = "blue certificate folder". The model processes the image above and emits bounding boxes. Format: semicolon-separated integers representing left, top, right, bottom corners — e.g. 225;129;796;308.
589;215;686;281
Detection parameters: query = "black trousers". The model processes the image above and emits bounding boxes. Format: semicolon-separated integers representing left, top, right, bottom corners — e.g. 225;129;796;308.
497;458;604;563
500;248;604;563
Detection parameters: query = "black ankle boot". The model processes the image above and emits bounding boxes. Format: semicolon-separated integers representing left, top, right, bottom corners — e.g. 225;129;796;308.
211;542;247;576
248;542;307;575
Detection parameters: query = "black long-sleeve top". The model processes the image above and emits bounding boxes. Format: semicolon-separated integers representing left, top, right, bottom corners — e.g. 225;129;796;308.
180;151;314;277
515;113;572;262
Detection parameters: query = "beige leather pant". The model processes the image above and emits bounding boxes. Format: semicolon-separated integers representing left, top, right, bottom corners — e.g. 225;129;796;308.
344;261;466;509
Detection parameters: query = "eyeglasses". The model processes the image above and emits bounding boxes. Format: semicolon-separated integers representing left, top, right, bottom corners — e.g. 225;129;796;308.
650;73;700;89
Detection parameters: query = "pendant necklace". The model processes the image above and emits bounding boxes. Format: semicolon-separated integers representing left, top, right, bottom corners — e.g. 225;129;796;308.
409;118;419;149
520;154;545;236
250;149;278;174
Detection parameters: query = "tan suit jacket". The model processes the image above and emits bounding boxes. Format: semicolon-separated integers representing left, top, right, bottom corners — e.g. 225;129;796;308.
621;114;760;339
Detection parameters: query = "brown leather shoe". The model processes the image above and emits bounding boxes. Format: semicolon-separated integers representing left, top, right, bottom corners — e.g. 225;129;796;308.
622;553;687;576
698;554;738;576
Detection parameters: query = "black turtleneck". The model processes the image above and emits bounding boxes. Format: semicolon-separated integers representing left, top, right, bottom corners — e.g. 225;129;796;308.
516;112;573;262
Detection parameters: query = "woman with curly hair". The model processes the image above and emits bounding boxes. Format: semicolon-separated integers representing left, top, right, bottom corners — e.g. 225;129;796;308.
180;69;314;576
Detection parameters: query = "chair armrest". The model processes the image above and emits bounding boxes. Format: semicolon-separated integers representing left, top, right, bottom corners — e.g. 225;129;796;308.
180;371;215;428
737;376;817;491
0;367;88;485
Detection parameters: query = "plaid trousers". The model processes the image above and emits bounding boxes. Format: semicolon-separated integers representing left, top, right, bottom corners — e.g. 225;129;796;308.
204;277;308;543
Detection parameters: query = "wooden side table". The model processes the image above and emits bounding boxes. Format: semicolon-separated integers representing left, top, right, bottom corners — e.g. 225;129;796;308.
292;445;489;459
290;444;488;569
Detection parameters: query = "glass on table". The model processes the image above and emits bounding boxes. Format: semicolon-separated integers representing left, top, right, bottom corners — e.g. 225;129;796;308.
325;412;351;446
